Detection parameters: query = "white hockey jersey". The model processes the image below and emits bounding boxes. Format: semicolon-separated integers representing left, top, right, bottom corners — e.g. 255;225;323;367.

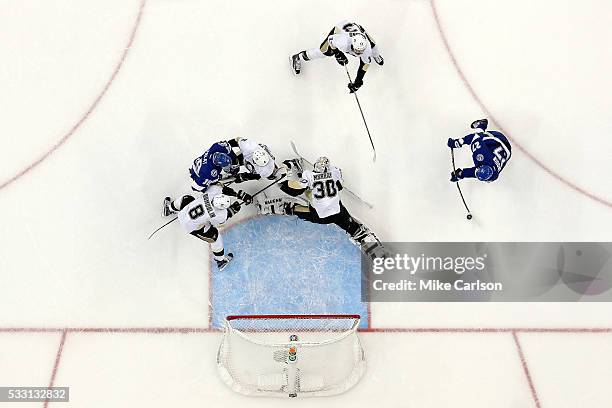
178;185;228;233
328;20;380;65
238;138;276;179
299;165;343;218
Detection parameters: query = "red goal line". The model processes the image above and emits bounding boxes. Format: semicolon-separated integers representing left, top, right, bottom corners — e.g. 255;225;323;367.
0;327;610;334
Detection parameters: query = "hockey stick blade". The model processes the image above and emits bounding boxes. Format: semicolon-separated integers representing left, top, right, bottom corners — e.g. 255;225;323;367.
290;140;312;166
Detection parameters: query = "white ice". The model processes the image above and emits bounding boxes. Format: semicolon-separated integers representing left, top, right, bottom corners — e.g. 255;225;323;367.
0;0;611;407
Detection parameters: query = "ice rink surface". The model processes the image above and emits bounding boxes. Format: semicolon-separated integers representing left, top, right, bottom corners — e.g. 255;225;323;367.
1;0;611;407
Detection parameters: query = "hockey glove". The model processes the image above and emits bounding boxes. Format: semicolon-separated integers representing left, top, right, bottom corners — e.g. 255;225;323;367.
237;190;253;205
447;138;463;149
228;164;240;175
450;168;464;182
222;185;237;196
348;77;363;93
229;201;241;215
235;172;260;183
373;55;384;66
282;159;303;172
334;50;348;66
234;173;246;183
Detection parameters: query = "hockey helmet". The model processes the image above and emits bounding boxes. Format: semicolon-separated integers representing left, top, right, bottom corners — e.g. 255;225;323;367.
252;147;271;167
313;156;330;173
351;33;367;54
475;165;494;182
212;152;232;169
212;194;232;210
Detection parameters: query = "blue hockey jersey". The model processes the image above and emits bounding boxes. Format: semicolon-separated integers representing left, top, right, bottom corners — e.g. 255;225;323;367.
189;141;238;191
459;130;512;181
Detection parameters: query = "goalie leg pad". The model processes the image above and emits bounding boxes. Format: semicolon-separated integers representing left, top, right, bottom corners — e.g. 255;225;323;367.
257;196;301;215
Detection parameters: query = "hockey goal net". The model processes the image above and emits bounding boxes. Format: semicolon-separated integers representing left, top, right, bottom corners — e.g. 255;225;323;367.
216;314;366;397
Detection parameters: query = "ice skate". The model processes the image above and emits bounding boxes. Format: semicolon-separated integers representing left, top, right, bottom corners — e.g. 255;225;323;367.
290;54;302;75
162;197;175;217
216;252;234;271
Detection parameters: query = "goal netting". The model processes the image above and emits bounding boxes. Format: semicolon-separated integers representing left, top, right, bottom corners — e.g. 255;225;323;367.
216;314;366;397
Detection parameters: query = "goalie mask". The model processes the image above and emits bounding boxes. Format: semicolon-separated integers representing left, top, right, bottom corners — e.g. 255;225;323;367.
212;194;231;210
350;33;367;55
252;147;271;167
313;156;330;173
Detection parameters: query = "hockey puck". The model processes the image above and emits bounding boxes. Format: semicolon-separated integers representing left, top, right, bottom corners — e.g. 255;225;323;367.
467;214;473;220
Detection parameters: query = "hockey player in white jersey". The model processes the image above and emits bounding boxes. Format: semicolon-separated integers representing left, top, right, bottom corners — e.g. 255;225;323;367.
276;157;367;240
290;20;383;92
162;184;252;271
258;156;387;260
233;138;285;182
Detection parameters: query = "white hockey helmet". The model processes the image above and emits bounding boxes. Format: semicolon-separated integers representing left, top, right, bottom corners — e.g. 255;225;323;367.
252;147;271;167
313;156;330;173
212;194;231;210
350;33;367;55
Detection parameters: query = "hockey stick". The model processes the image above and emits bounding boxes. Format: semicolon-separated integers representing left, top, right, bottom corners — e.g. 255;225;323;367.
290;141;374;209
344;65;376;162
148;175;286;240
148;216;178;240
218;176;236;186
450;148;473;220
238;174;287;205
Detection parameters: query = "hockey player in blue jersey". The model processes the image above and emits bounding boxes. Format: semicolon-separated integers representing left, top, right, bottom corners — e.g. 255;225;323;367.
447;119;512;183
189;140;242;192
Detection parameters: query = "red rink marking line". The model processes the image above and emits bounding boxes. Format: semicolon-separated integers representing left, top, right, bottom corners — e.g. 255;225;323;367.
0;327;217;334
3;326;599;408
359;327;612;333
0;327;610;334
0;0;147;191
43;330;67;408
512;332;542;408
430;0;611;208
